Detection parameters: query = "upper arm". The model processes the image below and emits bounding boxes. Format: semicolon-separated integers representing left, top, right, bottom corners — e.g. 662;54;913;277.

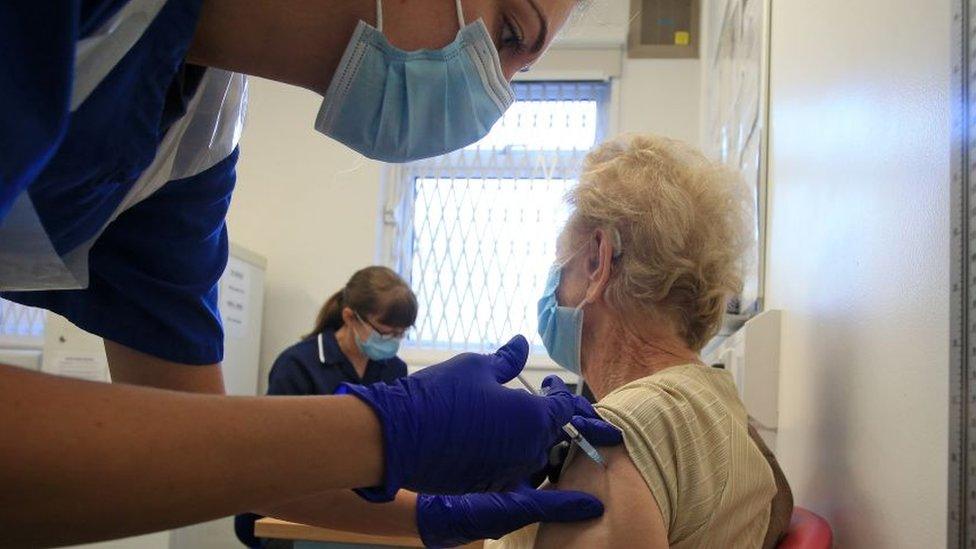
534;445;669;549
103;339;224;394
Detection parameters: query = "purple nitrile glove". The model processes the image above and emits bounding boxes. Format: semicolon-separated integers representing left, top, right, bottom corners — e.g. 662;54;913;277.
541;375;623;447
337;335;621;501
416;484;605;548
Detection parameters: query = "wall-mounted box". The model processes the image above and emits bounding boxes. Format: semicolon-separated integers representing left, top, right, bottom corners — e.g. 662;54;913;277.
628;0;700;59
703;309;781;449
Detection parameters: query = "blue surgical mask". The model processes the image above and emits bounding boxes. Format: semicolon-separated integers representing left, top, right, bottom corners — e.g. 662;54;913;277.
358;332;401;361
314;0;515;163
355;317;402;361
537;264;586;375
538;233;623;374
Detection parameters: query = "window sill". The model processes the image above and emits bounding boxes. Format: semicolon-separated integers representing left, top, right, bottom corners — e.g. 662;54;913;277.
400;347;580;389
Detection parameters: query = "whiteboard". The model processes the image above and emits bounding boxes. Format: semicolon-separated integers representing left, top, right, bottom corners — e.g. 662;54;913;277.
218;243;266;396
700;0;771;314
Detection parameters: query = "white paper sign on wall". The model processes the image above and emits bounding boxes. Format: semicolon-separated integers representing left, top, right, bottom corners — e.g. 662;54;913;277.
219;257;250;339
45;350;109;382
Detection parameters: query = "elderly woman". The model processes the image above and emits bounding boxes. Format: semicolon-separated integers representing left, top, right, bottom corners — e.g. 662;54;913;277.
493;134;792;549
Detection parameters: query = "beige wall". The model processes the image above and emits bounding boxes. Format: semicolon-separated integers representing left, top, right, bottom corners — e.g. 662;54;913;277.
764;0;950;546
618;58;700;146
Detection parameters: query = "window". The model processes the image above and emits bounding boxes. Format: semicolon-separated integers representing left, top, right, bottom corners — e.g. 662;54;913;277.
382;81;611;357
0;297;45;349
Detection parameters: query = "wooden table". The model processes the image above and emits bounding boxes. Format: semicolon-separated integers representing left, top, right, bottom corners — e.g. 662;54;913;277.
255;517;484;548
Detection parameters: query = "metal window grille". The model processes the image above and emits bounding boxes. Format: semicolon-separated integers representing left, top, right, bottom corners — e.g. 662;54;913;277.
0;297;46;348
382;81;611;354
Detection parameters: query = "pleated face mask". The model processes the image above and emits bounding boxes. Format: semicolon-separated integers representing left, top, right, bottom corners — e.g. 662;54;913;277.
314;0;515;163
537;262;586;375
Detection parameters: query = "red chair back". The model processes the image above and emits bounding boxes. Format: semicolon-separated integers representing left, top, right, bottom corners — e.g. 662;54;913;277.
777;507;833;549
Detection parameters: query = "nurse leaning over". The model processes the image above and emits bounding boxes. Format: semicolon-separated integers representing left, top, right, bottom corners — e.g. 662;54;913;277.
0;0;620;546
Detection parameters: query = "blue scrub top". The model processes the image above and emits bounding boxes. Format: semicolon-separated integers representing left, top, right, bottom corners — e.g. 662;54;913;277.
0;0;237;364
234;329;408;548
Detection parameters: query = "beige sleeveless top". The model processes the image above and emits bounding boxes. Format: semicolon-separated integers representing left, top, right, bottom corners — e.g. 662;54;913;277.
490;364;776;548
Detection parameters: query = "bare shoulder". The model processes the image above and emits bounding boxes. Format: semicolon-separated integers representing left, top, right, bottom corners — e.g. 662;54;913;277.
534;444;669;549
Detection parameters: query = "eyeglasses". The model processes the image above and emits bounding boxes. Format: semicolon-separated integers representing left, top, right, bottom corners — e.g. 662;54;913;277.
355;312;407;340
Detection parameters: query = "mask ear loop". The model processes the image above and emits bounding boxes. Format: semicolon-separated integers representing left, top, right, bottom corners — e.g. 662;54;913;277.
610;227;623;259
355;311;374;336
351;312;363;345
454;0;466;28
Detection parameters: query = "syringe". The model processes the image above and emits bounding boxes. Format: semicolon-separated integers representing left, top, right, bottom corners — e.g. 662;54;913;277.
517;374;607;468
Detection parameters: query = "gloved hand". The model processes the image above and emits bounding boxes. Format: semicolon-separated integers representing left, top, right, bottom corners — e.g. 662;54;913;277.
541;375;624;447
416;485;605;548
337;335;622;501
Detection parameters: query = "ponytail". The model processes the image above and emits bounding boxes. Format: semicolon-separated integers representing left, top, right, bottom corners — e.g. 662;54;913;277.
304;289;346;339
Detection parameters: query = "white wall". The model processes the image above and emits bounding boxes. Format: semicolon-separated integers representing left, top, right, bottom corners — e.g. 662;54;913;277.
617;58;700;146
228;77;384;388
764;1;950;547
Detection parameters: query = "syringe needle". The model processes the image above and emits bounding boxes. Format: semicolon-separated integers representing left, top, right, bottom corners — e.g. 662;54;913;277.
517;374;539;395
573;433;608;468
516;374;607;468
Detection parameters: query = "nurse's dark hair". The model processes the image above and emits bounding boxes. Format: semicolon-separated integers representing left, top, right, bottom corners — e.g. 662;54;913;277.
305;266;418;339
